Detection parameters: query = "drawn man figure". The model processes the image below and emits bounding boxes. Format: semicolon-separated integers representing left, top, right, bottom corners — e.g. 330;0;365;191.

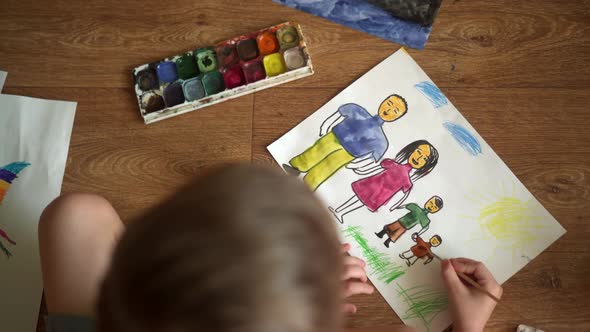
399;234;442;266
283;94;408;191
375;195;443;247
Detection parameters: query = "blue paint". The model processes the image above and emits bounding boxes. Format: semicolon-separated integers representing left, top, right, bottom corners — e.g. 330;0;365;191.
443;122;482;156
273;0;433;50
415;81;447;108
156;61;178;83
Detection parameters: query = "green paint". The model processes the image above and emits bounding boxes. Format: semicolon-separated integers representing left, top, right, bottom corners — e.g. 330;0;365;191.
195;48;218;73
396;284;448;332
344;226;405;284
175;53;199;80
201;71;225;95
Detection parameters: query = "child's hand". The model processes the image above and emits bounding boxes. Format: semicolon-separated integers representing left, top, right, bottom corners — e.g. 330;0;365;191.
441;258;502;332
341;243;374;314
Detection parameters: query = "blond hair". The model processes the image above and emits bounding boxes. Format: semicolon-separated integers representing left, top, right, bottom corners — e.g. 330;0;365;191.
98;164;343;332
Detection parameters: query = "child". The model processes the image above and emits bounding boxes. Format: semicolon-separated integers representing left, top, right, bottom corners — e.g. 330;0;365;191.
399;234;442;266
330;141;439;224
375;196;443;247
38;164;501;332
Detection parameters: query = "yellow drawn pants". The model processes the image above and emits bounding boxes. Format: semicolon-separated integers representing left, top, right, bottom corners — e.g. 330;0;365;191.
290;132;355;191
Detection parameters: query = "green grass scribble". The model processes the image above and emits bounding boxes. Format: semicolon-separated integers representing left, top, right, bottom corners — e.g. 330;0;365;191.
343;226;405;284
396;283;448;332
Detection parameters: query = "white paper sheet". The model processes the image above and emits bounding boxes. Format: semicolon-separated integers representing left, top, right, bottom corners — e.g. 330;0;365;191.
0;94;76;331
268;49;566;332
0;71;7;91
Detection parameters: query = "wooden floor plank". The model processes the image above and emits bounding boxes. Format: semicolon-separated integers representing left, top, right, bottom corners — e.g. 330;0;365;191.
3;87;254;221
0;1;588;89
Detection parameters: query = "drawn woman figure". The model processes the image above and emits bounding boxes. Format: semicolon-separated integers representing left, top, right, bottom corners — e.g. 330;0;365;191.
330;140;439;223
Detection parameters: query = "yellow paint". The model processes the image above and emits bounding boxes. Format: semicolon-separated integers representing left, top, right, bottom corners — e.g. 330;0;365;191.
424;196;442;213
0;180;9;190
429;236;441;247
378;95;407;122
409;144;431;169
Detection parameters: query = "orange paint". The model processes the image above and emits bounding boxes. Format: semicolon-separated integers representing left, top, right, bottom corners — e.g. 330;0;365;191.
257;31;280;55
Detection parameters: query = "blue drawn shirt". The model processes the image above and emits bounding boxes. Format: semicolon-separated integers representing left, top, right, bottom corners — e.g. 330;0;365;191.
331;103;388;161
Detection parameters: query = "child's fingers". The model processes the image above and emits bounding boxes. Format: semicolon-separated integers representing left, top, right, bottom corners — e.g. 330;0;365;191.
342;264;368;282
344;255;366;267
344;281;374;297
341;243;351;253
342;303;357;314
450;258;494;283
440;259;464;293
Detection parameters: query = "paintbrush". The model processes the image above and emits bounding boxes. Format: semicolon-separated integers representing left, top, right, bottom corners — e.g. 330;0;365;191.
429;252;501;303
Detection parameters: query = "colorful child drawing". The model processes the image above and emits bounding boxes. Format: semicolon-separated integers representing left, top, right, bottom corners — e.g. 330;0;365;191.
283;94;408;191
0;161;30;259
375;196;443;247
329;140;439;223
399;234;442;266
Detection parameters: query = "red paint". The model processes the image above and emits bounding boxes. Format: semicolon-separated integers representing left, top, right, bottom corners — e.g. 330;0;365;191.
222;65;246;89
215;41;239;68
242;60;266;83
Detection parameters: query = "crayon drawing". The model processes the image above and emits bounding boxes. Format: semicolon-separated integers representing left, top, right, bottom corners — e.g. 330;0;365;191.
415;81;447;108
0;162;30;259
465;188;547;256
376;196;443;247
396;283;448;331
344;226;405;283
272;0;435;49
330;140;439;223
284;95;407;191
443;122;482;156
268;49;565;332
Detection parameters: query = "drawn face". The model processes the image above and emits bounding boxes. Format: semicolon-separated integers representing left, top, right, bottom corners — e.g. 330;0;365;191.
378;95;407;122
430;236;441;247
424;196;441;213
409;144;431;169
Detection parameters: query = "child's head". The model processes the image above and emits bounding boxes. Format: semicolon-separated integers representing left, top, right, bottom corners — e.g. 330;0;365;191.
98;164;343;332
394;140;439;181
429;235;442;247
378;94;408;122
424;195;443;213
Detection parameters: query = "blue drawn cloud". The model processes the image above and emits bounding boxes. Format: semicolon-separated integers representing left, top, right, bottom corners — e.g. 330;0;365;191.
443;122;482;156
415;81;448;108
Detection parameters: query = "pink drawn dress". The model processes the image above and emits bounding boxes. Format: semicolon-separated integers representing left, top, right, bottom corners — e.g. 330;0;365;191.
351;160;413;212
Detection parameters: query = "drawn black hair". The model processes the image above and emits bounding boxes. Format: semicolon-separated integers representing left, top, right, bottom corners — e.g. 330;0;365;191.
433;196;443;209
394;140;439;182
381;94;409;121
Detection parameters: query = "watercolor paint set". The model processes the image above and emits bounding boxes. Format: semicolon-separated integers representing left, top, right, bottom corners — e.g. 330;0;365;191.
132;22;314;124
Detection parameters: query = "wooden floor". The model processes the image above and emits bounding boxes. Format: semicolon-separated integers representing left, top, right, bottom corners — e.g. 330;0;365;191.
1;0;589;331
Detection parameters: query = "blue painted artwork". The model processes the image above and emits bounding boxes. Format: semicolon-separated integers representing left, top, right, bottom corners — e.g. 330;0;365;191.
415;81;447;108
273;0;433;49
443;122;482;156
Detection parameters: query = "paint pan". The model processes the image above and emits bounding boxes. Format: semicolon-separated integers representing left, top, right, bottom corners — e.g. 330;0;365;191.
132;22;314;124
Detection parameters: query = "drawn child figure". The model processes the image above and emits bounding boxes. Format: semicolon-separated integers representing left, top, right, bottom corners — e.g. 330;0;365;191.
283;94;408;191
399;234;442;266
330;140;439;223
375;195;443;247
